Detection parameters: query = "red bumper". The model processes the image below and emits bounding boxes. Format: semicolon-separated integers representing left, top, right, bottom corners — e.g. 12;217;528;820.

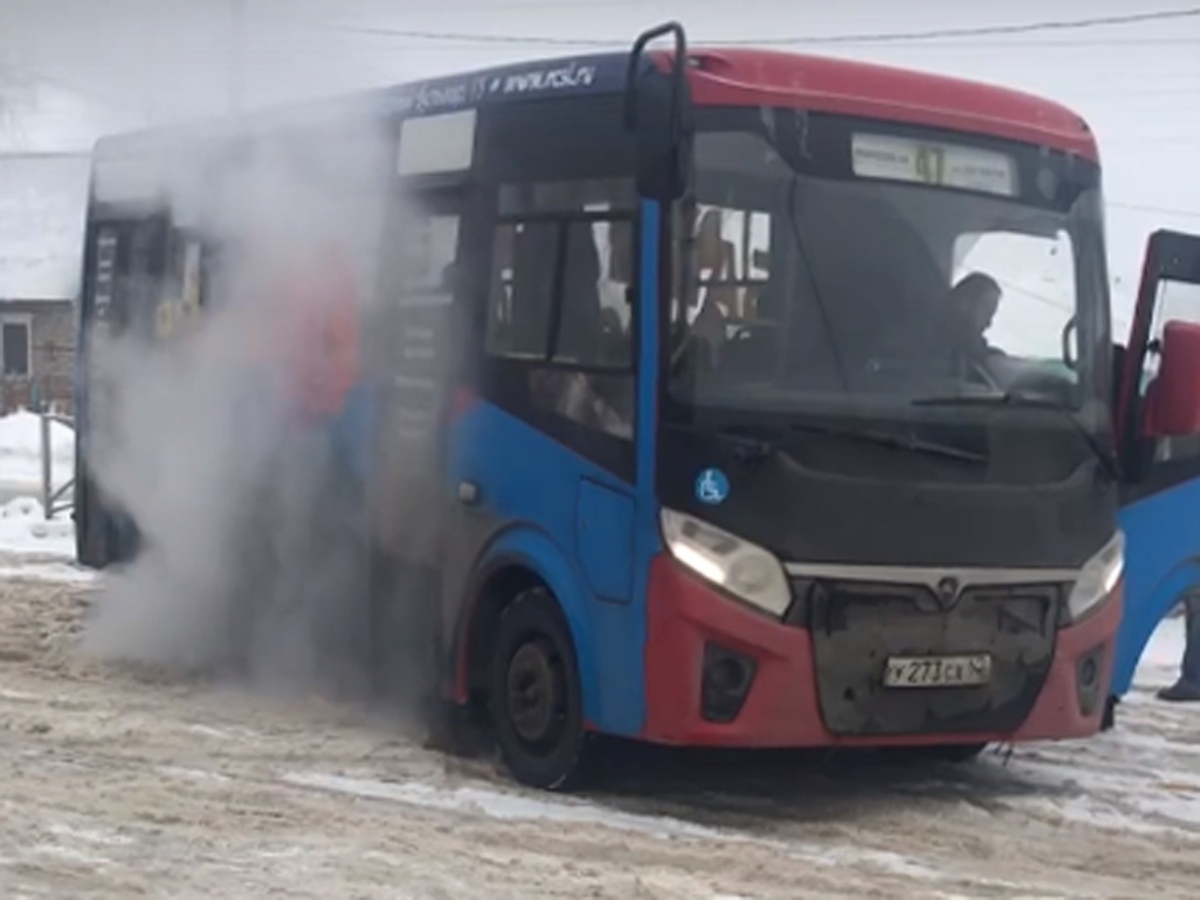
640;555;1122;748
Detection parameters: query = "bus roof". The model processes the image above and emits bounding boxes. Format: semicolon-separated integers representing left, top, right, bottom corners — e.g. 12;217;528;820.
672;48;1098;161
94;45;1097;162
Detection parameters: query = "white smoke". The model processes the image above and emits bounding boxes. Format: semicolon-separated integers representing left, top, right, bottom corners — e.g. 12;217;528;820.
78;113;428;711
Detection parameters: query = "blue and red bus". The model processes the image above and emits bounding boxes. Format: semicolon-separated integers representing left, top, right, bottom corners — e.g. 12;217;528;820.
74;23;1200;789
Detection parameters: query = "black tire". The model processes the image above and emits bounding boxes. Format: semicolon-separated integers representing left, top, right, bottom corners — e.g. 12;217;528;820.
74;473;105;569
489;587;591;791
424;699;490;759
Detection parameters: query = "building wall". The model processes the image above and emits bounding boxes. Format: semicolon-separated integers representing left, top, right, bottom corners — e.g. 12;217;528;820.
0;299;76;415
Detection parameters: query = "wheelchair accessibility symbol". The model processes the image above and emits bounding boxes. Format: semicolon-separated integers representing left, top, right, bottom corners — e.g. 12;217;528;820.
695;468;730;506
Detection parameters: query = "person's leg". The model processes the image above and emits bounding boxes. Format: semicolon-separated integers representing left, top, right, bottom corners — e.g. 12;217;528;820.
1181;593;1200;683
1157;593;1200;701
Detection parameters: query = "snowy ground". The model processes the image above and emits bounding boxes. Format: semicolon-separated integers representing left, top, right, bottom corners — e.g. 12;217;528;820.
2;410;1200;898
0;572;1197;897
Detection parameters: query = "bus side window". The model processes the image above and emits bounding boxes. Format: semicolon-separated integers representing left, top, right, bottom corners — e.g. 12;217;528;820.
123;217;168;342
487;220;557;359
156;231;205;339
486;181;636;372
484;179;637;442
555;220;618;368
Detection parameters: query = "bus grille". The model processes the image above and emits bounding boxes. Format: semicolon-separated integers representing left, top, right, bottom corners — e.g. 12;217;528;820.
803;580;1062;737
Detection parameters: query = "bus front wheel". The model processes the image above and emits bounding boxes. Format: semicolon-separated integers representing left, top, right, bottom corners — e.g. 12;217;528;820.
489;587;592;791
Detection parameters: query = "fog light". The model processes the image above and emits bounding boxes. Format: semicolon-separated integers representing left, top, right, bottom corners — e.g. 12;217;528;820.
701;642;757;723
1076;644;1105;717
1080;657;1098;688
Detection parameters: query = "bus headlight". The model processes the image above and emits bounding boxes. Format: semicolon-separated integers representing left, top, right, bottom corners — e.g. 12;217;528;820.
1065;531;1124;624
660;509;792;617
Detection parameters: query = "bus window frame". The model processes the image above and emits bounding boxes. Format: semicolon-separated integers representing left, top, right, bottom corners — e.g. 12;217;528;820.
468;94;644;483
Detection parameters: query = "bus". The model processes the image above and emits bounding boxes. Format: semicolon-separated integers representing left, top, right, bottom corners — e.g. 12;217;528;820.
74;22;1200;789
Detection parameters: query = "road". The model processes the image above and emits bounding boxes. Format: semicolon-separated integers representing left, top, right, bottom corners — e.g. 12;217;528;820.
1;570;1199;898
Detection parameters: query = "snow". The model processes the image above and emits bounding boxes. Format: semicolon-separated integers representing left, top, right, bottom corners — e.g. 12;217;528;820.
0;569;1197;895
0;497;76;563
0;410;80;565
0;409;75;486
286;769;939;878
279;621;1200;884
1140;613;1185;674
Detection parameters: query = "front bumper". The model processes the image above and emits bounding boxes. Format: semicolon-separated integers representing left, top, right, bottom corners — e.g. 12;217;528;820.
640;555;1121;748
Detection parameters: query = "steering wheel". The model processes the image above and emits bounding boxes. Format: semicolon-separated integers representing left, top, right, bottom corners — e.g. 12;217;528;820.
965;356;1003;392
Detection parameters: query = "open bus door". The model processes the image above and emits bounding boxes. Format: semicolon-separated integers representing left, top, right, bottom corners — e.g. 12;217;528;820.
74;211;204;568
1109;229;1200;714
75;212;170;568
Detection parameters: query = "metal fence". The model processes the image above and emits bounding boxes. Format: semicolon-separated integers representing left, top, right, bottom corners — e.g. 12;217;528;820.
39;410;74;520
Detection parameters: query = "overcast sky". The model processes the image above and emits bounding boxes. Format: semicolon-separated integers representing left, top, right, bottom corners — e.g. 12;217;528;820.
0;0;1196;325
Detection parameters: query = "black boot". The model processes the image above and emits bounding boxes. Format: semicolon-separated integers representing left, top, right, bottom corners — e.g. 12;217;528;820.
1157;679;1200;702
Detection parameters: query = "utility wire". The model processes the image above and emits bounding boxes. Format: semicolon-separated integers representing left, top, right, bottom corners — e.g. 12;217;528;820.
340;37;1200;52
322;7;1200;48
1108;201;1200;220
0;151;90;159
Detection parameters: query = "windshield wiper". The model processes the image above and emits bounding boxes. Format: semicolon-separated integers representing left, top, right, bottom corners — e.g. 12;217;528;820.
726;420;986;464
787;421;989;465
711;424;782;463
677;419;988;466
911;391;1064;410
910;391;1121;480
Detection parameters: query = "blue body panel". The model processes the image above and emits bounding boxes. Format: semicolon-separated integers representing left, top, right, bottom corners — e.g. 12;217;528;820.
445;402;642;733
1112;478;1200;695
575;478;637;603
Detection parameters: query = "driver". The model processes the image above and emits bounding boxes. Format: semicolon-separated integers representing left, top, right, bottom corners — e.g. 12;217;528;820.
945;271;1003;362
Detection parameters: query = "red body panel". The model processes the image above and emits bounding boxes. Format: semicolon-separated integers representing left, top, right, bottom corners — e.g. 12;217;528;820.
642;555;1120;748
653;48;1098;161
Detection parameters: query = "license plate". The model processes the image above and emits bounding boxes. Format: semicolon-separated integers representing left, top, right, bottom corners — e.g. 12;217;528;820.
884;654;992;688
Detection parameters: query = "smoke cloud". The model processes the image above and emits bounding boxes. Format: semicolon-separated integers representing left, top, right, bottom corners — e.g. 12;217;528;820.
78;113;430;716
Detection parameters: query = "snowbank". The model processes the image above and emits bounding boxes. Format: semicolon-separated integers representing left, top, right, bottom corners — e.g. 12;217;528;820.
0;409;74;489
0;496;74;558
0;411;79;568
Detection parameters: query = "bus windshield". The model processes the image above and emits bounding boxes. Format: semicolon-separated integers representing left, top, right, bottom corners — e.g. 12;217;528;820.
667;108;1110;423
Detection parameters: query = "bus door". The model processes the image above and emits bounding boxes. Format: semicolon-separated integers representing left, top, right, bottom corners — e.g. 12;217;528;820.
75;210;173;567
367;185;468;701
1111;229;1200;699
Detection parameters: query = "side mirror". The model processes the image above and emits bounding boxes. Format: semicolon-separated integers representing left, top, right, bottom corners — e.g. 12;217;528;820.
1146;320;1200;437
624;22;693;201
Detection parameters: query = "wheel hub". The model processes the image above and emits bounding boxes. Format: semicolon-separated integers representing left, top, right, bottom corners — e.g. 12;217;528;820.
506;638;563;745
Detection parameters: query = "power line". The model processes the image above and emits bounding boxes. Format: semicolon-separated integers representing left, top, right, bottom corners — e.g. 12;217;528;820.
322;7;1200;48
343;37;1200;52
1108;201;1200;220
0;151;89;159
